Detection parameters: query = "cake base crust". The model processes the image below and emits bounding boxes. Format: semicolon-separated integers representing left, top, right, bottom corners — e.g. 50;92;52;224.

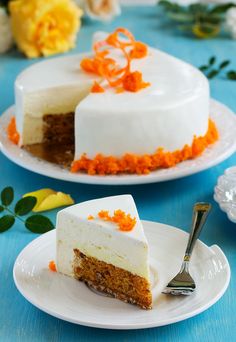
73;249;152;310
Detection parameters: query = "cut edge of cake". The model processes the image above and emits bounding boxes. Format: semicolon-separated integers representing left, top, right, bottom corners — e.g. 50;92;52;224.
56;194;152;309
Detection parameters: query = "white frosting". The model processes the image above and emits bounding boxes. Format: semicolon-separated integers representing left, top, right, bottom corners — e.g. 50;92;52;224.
56;195;150;280
15;33;210;155
74;47;209;158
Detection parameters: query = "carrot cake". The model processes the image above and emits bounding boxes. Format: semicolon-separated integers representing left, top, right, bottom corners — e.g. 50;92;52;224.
9;28;218;175
56;195;152;309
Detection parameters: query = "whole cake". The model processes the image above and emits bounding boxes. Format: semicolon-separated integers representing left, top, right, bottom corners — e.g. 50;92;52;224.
56;194;152;309
8;28;218;175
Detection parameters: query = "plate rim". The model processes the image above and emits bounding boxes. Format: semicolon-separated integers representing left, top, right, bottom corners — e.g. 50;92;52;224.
1;99;236;185
13;221;231;330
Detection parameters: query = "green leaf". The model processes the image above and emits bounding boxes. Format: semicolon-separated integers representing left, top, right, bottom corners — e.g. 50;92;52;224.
227;70;236;80
199;65;209;72
167;12;194;23
0;206;4;213
219;60;230;69
0;215;15;233
14;196;37;216
207;69;219;79
209;56;216;66
25;215;54;234
189;3;207;14
1;186;14;206
210;3;235;15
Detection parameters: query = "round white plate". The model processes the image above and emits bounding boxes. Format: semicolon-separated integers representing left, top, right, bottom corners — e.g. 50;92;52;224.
1;100;236;185
13;221;230;330
214;166;236;223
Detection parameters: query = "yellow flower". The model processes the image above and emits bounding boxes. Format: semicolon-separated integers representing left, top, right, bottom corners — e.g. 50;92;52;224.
23;188;74;212
9;0;83;58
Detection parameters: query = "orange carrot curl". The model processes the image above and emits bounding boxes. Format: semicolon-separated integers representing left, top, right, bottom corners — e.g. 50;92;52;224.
91;81;105;93
80;28;150;93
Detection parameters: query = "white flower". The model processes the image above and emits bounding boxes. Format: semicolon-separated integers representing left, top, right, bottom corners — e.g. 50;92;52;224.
76;0;120;21
226;7;236;39
0;7;13;54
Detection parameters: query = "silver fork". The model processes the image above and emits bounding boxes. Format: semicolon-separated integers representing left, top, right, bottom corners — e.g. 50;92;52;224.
162;202;211;296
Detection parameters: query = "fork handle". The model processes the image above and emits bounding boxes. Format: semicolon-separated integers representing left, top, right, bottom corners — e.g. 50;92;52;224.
184;203;211;261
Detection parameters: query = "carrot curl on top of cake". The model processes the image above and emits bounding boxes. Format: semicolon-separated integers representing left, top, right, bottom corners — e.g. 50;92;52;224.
80;28;150;93
88;209;136;232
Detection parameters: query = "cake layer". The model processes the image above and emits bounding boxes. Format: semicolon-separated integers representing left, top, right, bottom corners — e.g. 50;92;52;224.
74;248;152;309
43;113;74;145
56;195;150;280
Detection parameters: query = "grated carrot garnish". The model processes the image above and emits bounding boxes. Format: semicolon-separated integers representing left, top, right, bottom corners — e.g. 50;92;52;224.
48;260;57;272
7;117;20;145
80;28;149;93
91;81;105;93
71;119;219;175
123;71;150;92
98;209;136;231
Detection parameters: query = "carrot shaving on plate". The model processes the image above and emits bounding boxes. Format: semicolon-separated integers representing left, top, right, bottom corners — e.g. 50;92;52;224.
48;260;57;272
80;28;149;93
7;117;20;145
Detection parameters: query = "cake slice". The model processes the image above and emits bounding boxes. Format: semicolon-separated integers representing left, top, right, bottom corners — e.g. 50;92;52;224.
56;195;152;309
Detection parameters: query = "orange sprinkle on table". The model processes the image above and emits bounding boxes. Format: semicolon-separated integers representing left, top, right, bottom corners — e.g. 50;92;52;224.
87;215;94;220
80;27;149;93
91;81;105;93
48;260;57;272
71;119;219;176
98;209;136;231
7;117;20;145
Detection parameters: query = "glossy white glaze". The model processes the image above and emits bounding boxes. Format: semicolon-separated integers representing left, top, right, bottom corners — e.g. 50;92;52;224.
75;47;209;158
15;34;209;155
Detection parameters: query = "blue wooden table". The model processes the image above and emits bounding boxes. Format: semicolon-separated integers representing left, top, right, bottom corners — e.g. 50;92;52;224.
1;5;236;342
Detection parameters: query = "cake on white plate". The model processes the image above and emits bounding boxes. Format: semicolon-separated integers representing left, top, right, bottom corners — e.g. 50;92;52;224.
8;28;218;175
56;194;152;309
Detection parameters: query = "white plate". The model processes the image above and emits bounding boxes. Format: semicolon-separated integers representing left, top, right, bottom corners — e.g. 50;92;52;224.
13;221;230;329
1;99;236;185
214;166;236;223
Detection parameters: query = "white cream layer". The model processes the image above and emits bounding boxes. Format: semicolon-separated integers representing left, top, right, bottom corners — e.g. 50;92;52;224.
56;195;150;280
15;55;98;145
